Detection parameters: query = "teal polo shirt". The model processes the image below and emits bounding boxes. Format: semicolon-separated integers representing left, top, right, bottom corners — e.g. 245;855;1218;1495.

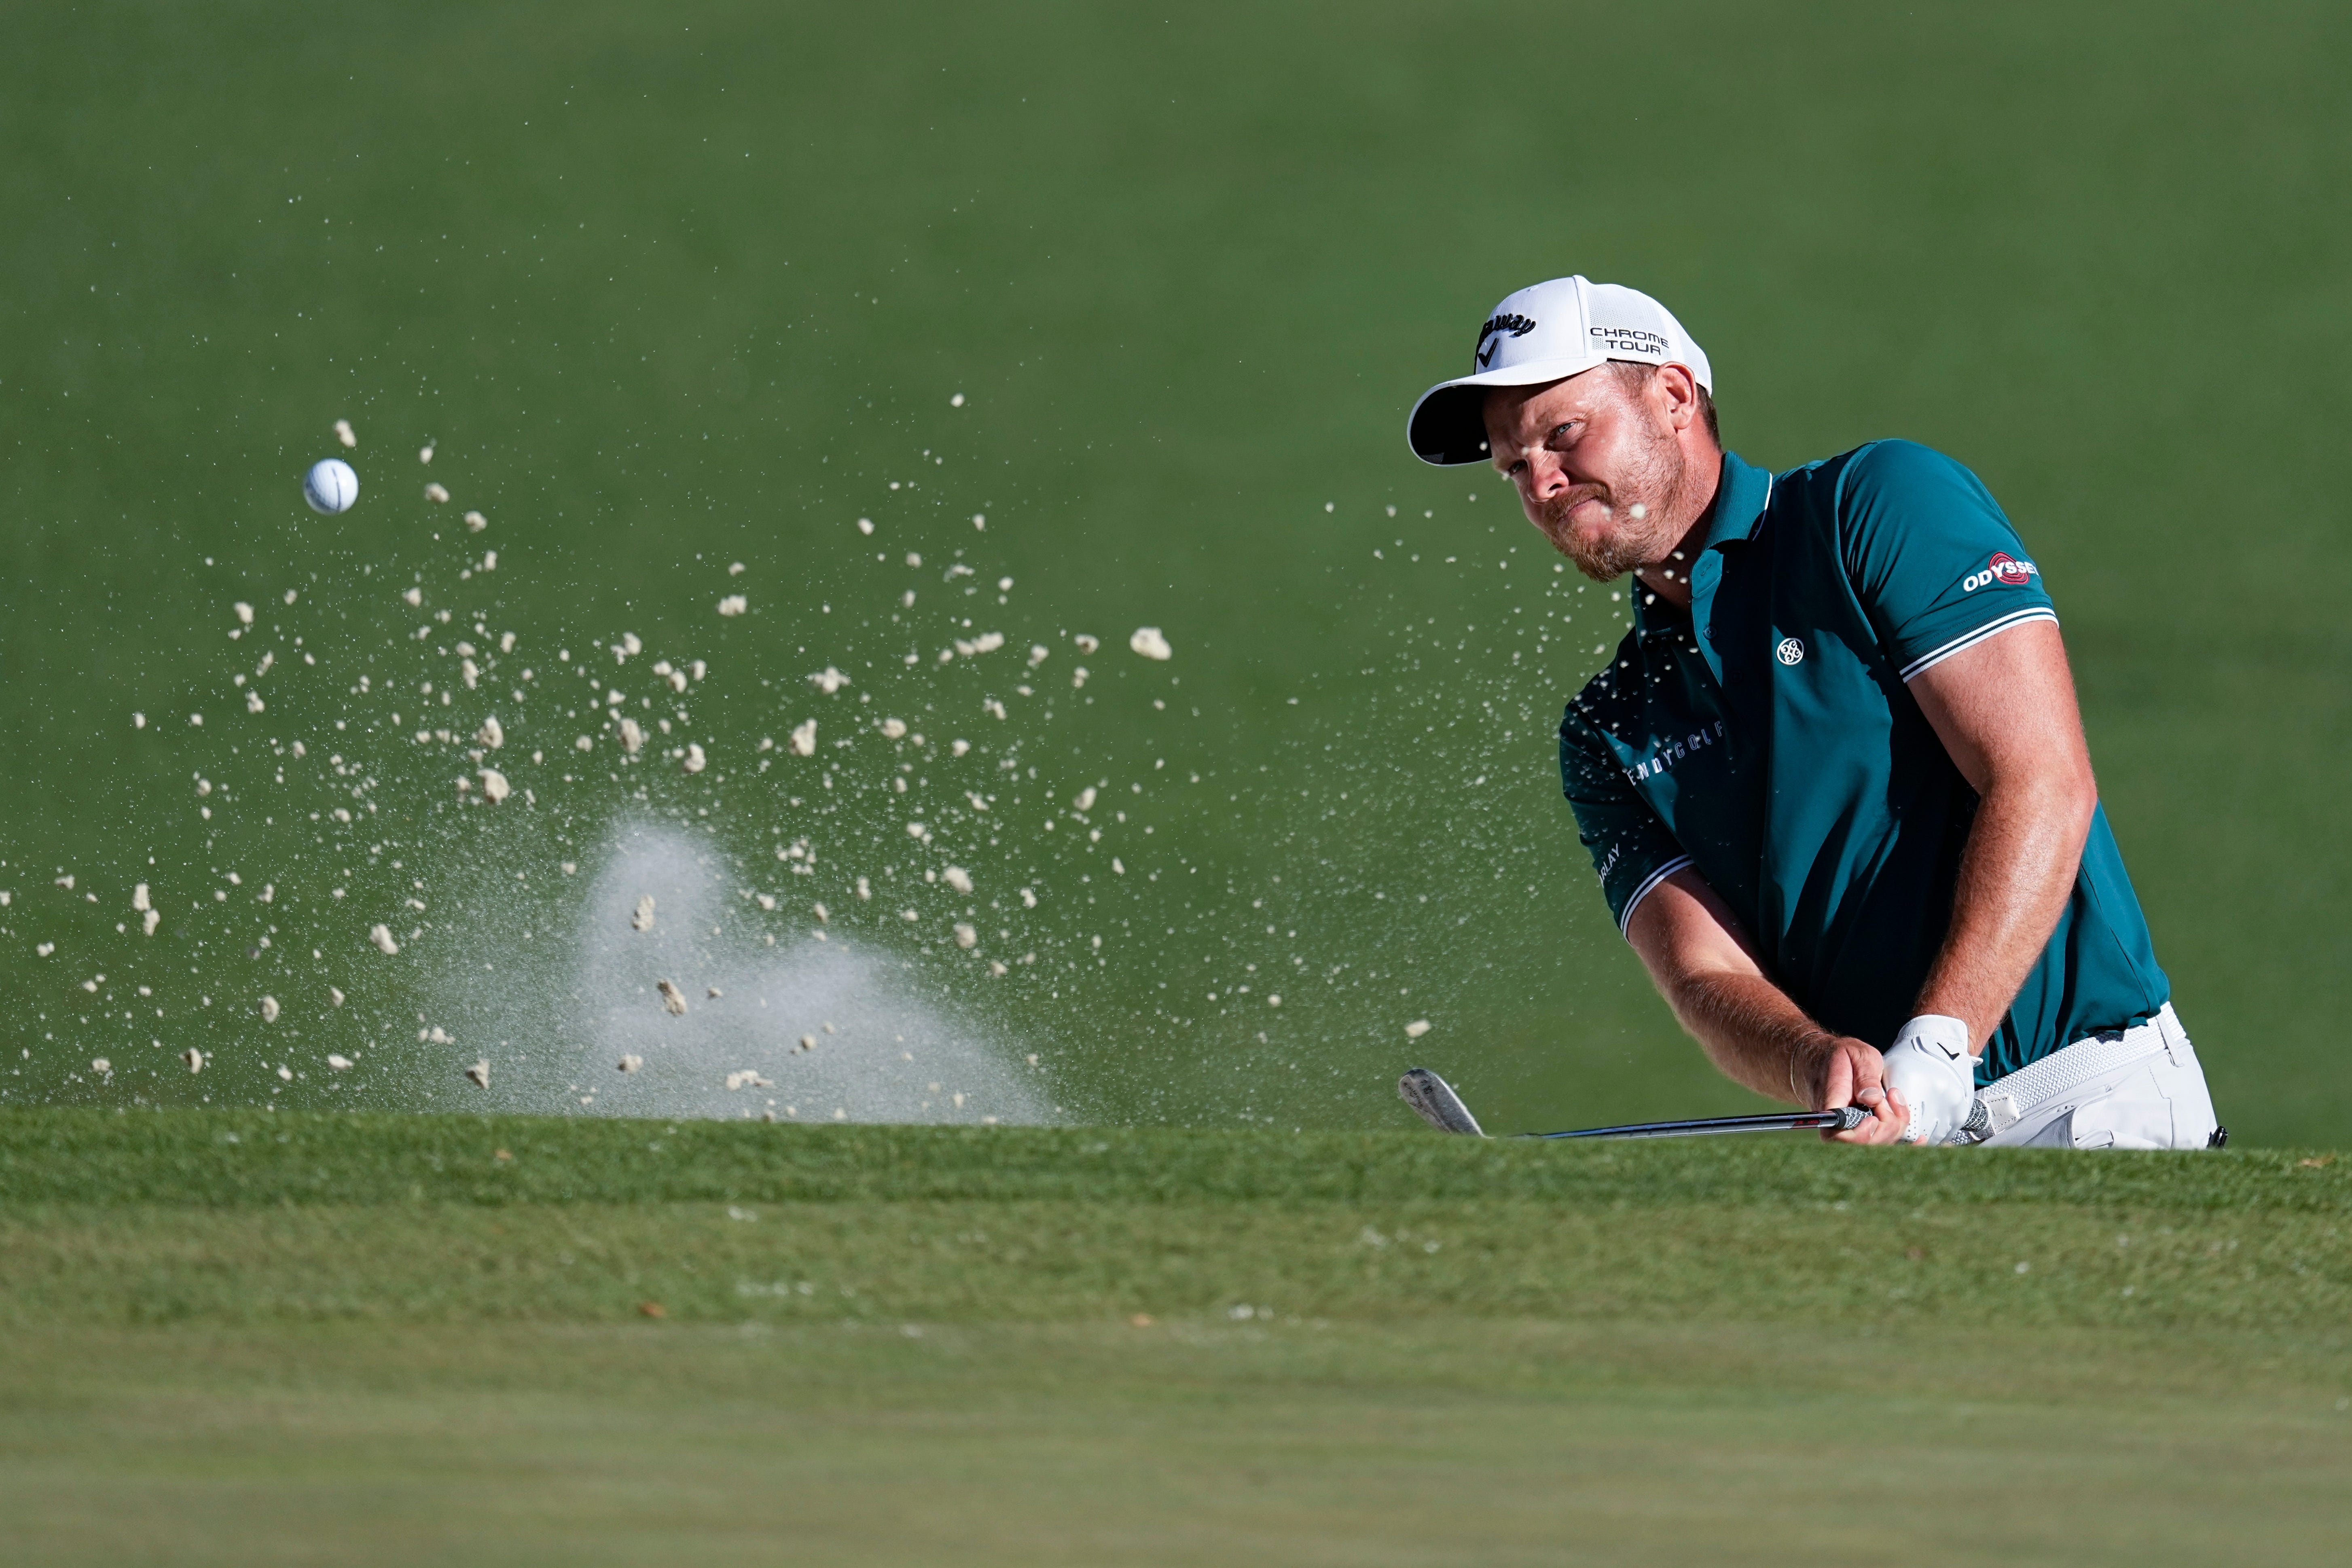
1559;440;2168;1083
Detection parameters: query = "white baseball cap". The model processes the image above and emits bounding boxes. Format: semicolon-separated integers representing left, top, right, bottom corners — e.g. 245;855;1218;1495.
1406;276;1712;466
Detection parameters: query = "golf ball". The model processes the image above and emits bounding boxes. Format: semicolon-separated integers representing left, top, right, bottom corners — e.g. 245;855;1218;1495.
303;458;359;514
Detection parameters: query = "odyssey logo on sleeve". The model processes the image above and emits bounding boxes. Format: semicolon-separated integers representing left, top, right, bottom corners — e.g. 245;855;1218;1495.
1962;551;2039;593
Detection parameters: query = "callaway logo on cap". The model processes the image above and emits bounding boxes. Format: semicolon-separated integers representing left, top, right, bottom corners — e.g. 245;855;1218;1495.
1407;276;1713;466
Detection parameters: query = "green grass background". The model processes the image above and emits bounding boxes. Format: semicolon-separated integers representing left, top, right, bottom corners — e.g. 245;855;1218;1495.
2;1111;2348;1564
2;2;2349;1140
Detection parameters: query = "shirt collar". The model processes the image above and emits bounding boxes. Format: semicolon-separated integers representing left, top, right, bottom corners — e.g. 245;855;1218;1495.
1630;451;1770;637
1703;450;1772;550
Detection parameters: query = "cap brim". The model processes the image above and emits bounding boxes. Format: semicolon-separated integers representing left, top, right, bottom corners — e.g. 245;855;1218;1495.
1405;355;1605;466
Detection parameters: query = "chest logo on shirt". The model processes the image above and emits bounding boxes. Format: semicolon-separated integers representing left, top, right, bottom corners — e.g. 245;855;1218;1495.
1622;719;1730;783
1776;637;1805;666
1963;551;2039;592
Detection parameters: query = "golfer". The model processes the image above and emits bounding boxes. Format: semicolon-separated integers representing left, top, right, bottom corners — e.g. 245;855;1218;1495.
1408;277;2221;1148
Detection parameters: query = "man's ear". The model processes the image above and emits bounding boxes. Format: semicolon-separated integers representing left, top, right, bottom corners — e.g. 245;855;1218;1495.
1656;364;1701;432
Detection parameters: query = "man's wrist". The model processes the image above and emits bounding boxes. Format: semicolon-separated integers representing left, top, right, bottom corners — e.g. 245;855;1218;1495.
1785;1028;1840;1108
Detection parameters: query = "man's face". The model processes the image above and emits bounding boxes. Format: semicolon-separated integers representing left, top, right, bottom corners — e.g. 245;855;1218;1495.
1483;367;1693;581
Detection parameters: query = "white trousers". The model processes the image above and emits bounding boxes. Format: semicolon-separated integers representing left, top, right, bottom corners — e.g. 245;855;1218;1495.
1977;1003;2221;1150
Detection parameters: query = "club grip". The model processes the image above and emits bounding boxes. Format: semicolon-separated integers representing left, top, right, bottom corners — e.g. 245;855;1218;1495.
1960;1096;1992;1141
1825;1100;1992;1141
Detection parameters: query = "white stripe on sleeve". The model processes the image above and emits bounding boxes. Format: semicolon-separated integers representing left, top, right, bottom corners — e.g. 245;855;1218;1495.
1899;607;2058;681
1617;854;1695;937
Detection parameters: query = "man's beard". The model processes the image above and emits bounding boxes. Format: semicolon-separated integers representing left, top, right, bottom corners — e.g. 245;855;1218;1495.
1539;420;1696;582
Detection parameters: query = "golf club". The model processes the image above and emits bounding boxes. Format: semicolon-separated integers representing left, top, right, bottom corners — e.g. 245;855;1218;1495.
1398;1067;1993;1142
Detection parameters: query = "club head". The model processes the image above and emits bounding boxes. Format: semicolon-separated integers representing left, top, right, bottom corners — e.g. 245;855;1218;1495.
1398;1067;1485;1137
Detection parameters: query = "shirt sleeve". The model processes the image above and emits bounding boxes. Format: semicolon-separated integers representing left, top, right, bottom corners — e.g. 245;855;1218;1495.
1559;707;1691;936
1835;440;2059;680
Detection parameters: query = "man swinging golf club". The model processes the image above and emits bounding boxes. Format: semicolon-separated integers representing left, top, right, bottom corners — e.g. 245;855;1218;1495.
1407;277;2221;1148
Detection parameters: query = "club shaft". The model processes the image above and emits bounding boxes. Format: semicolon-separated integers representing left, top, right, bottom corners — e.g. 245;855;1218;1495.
1526;1107;1868;1141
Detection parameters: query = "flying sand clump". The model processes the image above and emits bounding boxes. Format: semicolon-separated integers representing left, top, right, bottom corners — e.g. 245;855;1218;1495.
73;407;1236;1122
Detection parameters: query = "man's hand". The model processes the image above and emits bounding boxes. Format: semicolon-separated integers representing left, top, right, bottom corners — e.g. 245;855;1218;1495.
1879;1014;1977;1145
1795;1034;1911;1146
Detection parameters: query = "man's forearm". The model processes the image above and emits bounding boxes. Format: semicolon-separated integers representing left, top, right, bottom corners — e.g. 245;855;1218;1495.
1626;872;1907;1141
1914;772;2094;1051
1659;969;1837;1106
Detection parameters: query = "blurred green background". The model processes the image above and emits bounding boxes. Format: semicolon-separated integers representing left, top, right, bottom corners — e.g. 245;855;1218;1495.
1;1;2345;1141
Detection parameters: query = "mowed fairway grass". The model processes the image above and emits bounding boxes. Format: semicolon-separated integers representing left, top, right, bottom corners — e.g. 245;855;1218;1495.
0;1113;2347;1565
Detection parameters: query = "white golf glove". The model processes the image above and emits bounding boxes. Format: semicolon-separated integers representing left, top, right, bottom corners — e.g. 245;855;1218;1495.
1880;1015;1977;1146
